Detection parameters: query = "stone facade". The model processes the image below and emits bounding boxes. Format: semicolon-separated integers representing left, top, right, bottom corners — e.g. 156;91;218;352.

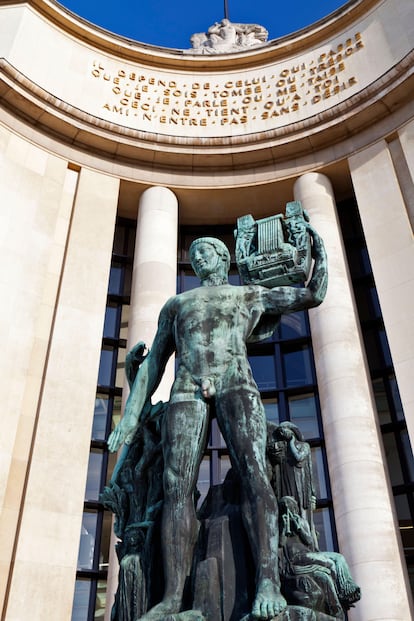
0;1;413;620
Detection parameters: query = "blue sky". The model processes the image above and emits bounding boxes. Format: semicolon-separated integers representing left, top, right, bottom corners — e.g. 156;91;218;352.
57;0;349;49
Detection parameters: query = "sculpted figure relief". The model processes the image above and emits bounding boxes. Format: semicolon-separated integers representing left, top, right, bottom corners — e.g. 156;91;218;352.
187;19;268;54
279;497;361;619
108;220;327;621
267;421;319;550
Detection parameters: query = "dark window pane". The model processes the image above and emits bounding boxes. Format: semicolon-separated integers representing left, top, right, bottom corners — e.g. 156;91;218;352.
280;311;308;340
123;264;132;297
390;376;405;421
115;347;126;389
197;456;211;509
99;512;112;571
263;398;279;424
183;274;200;292
249;354;277;390
112;225;127;255
103;304;121;339
228;272;241;286
394;493;412;522
71;579;91;621
94;580;107;620
77;512;98;570
362;328;383;370
354;283;382;322
98;348;116;387
92;396;110;440
209;419;226;449
282;346;313;387
288;393;319;439
311;447;328;499
373;378;391;425
85;449;104;501
112;396;122;430
346;246;371;278
108;264;124;295
401;430;414;482
383;432;404;486
379;330;392;367
219;455;231;483
313;507;335;552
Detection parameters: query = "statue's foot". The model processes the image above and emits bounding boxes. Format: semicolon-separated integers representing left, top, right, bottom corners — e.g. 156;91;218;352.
137;597;181;620
251;579;287;620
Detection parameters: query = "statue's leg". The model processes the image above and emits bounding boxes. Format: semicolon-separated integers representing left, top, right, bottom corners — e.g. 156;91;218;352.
138;399;209;620
216;387;287;620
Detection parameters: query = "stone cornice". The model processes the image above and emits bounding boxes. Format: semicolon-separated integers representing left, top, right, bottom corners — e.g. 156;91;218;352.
0;51;413;177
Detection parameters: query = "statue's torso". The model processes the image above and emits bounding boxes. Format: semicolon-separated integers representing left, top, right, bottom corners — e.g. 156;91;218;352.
169;284;263;393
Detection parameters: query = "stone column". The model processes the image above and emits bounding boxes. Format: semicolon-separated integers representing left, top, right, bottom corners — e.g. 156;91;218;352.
104;186;178;620
349;141;414;441
294;172;413;621
128;185;178;399
3;168;119;621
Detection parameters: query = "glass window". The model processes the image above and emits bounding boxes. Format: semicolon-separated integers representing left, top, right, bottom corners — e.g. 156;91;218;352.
401;431;414;481
363;328;393;371
77;512;98;570
97;348;117;387
390;376;405;422
197;456;211;509
112;396;122;430
219;455;231;482
123;264;133;297
346;246;371;278
311;447;328;499
115;347;126;389
282;345;313;388
288;393;319;439
372;378;392;425
85;450;104;502
182;273;200;292
209;420;226;449
354;283;381;322
92;396;110;441
108;263;124;295
313;507;335;552
228;271;241;286
94;580;107;620
383;432;404;487
112;225;127;255
249;354;277;390
119;305;129;341
395;493;412;522
379;330;393;367
71;579;91;621
263;398;279;424
279;311;308;340
103;305;121;339
99;511;112;571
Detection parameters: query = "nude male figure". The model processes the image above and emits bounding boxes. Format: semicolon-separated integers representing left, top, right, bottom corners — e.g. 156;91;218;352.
108;226;327;620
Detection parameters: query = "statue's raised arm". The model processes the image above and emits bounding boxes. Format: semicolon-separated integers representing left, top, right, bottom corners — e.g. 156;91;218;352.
261;222;328;317
107;299;175;452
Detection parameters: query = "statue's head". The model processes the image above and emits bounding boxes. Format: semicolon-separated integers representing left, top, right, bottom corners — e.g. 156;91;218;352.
275;421;305;442
280;496;299;515
189;237;230;282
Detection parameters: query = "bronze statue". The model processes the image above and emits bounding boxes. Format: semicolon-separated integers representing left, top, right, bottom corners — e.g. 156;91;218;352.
108;222;327;620
279;497;361;618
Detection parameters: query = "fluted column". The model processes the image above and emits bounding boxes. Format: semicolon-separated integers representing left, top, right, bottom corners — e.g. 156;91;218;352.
105;186;178;620
294;172;413;620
